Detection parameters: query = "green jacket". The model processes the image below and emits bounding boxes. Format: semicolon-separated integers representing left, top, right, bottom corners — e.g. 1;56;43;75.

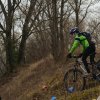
69;34;89;54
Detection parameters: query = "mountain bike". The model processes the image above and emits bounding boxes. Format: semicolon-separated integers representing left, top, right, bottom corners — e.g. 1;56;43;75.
63;56;100;93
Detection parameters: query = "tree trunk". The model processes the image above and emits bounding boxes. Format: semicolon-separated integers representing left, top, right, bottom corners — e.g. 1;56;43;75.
59;0;65;58
18;33;27;64
75;0;79;27
51;0;59;61
6;32;15;72
18;0;37;64
75;11;79;27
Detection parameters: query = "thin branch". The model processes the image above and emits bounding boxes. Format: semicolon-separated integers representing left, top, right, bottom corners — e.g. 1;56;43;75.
79;0;92;24
0;0;7;19
0;31;6;45
0;23;6;32
14;0;21;10
67;0;75;11
92;22;100;33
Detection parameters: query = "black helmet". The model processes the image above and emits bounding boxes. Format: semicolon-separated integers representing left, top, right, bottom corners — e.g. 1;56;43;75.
70;27;79;35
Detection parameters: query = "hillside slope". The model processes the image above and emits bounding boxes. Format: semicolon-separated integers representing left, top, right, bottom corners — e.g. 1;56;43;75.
0;51;100;100
0;55;59;100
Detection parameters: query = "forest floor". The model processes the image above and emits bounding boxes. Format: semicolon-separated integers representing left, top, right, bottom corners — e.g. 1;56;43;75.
0;48;100;100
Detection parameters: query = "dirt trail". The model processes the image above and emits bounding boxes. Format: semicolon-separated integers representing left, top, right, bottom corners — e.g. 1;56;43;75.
0;56;53;100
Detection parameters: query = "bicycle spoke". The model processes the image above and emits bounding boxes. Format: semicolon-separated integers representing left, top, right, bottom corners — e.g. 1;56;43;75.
64;69;86;93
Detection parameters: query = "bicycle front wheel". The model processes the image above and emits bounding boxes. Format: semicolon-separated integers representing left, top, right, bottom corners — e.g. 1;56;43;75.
64;68;86;93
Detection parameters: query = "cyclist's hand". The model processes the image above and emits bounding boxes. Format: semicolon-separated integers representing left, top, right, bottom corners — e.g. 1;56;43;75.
65;53;72;62
67;53;72;58
78;53;83;58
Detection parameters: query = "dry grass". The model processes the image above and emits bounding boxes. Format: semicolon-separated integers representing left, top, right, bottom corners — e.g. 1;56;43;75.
65;86;100;100
0;51;99;100
0;55;55;100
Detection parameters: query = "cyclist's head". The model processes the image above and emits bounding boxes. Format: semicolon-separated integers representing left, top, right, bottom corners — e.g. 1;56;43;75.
70;27;79;35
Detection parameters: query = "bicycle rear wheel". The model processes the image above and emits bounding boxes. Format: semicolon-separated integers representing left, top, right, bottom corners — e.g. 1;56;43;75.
64;68;86;93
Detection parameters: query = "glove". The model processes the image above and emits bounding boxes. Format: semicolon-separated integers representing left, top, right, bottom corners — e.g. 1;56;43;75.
78;53;83;57
67;53;72;58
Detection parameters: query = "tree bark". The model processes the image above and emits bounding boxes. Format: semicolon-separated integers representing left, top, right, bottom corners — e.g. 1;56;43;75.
18;32;27;64
59;0;65;58
51;0;59;61
6;32;15;71
75;0;79;27
18;0;37;64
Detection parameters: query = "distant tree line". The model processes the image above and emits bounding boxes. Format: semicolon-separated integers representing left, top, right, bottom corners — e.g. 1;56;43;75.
0;0;100;74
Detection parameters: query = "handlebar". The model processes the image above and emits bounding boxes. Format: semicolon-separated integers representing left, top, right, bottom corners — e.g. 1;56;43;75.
71;56;82;63
70;55;81;59
66;55;82;63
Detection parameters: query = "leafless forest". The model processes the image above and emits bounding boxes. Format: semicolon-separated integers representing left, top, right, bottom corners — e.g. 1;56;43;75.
0;0;100;75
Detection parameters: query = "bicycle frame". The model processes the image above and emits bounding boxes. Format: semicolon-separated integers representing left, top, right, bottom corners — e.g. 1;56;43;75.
64;56;100;93
73;57;87;74
64;57;86;91
73;56;100;77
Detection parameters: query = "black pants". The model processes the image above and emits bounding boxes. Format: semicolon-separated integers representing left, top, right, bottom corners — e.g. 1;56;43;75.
82;44;95;73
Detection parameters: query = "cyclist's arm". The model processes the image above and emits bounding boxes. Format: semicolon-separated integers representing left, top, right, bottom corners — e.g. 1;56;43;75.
69;39;80;54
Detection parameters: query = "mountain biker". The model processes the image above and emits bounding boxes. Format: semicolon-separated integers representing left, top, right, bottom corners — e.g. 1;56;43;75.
67;27;96;76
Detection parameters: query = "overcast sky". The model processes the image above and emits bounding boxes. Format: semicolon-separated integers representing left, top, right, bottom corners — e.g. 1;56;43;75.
1;0;100;21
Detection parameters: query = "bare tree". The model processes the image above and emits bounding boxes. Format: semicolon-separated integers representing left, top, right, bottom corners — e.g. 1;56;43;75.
18;0;37;64
43;0;70;60
67;0;97;28
0;0;21;71
18;0;46;64
87;19;100;47
0;0;45;71
0;0;99;74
